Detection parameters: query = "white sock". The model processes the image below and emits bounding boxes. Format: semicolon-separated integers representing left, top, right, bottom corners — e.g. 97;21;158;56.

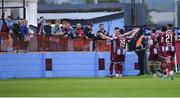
170;71;174;76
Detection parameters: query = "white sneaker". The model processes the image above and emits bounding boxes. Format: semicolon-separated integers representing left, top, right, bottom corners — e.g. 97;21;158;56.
115;74;120;78
120;74;123;78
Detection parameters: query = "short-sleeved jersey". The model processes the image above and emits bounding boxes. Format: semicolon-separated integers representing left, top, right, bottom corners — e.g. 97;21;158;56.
111;34;127;56
149;33;159;55
150;33;158;48
163;30;176;46
157;32;165;56
163;30;176;52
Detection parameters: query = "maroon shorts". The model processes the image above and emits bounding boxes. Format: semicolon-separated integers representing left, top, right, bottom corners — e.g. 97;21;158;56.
149;47;159;61
149;52;159;61
111;52;125;63
0;32;9;40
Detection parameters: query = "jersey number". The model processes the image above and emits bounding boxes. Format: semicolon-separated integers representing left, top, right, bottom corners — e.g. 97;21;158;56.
165;33;173;43
120;40;126;48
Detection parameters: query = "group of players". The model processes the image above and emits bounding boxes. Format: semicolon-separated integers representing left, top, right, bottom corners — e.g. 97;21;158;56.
108;24;178;80
149;24;178;80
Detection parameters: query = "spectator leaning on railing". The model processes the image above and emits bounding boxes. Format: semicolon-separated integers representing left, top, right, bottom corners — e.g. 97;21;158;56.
36;16;46;51
44;20;52;36
52;19;63;36
84;23;94;39
96;23;110;40
19;19;30;51
63;22;74;38
98;24;109;36
12;19;22;51
74;23;84;38
36;16;45;35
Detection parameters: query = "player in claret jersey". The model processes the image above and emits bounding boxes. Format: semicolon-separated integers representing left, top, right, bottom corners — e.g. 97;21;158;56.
156;26;167;77
109;27;139;78
163;24;178;80
109;27;121;78
149;27;159;78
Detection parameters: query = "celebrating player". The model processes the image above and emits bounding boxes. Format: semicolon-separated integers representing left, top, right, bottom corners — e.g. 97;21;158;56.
162;24;177;80
109;27;139;78
149;27;159;78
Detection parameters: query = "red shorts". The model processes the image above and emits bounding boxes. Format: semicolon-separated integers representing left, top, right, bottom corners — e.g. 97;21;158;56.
164;45;175;58
149;47;159;61
0;32;9;40
111;52;125;63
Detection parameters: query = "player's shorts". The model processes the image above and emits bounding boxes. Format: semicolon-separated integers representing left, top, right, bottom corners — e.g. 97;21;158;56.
149;53;159;61
110;52;125;63
158;45;164;56
164;45;175;58
149;47;159;61
0;32;9;40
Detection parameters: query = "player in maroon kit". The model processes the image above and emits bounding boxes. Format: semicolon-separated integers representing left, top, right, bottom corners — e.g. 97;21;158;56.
156;26;167;77
109;27;139;78
109;27;121;78
162;24;177;80
149;27;159;78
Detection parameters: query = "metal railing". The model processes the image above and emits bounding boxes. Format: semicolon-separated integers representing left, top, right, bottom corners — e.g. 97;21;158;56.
0;33;111;52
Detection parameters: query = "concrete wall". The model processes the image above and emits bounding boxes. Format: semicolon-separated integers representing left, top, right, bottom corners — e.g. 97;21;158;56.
0;52;139;79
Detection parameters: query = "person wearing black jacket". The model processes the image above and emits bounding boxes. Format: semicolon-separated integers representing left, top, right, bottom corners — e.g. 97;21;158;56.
44;20;52;51
84;23;94;39
134;29;147;75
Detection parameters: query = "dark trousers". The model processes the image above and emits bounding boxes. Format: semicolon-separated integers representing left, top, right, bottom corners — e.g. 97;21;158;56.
136;49;146;75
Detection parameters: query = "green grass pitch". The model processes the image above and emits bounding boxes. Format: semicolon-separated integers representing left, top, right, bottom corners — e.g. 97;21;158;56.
0;74;180;97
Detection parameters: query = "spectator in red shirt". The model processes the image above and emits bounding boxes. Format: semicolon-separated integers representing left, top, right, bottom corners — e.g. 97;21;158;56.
74;23;84;38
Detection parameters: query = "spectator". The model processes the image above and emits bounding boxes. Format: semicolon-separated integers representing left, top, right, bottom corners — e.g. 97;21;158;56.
12;19;22;51
36;16;45;51
7;16;14;34
61;21;66;33
0;12;10;52
20;19;28;37
20;19;29;51
36;16;45;34
84;23;94;39
98;24;108;36
74;23;84;38
43;20;52;51
64;22;74;38
96;24;110;40
44;20;52;35
52;19;63;35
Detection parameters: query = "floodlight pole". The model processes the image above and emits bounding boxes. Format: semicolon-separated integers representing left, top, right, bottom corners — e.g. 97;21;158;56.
131;0;135;26
23;0;26;19
2;0;4;13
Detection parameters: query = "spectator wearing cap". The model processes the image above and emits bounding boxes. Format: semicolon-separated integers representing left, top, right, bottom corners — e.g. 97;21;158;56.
12;19;22;51
84;23;94;39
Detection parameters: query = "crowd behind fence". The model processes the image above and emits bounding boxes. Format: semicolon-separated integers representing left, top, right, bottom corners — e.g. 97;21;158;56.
1;16;180;52
0;34;111;52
